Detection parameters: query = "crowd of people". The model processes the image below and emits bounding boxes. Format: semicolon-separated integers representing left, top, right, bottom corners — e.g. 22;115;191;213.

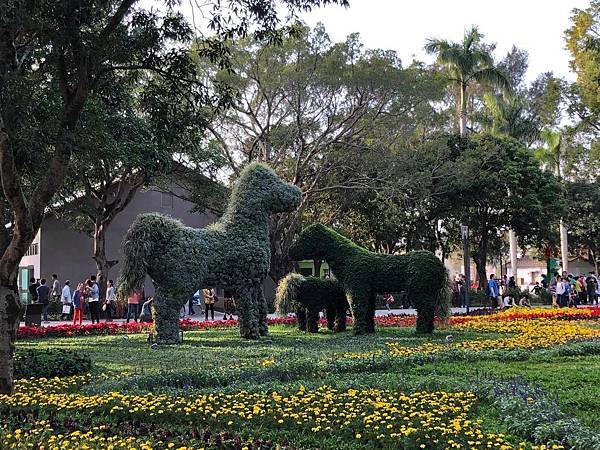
26;273;237;324
452;270;600;310
27;273;154;325
544;271;599;308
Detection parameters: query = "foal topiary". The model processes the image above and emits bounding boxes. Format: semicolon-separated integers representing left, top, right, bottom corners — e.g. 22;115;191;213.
289;224;450;334
275;273;348;333
119;163;301;343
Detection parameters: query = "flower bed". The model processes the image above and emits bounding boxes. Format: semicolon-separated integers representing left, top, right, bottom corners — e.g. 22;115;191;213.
0;375;557;449
17;317;297;340
17;307;600;340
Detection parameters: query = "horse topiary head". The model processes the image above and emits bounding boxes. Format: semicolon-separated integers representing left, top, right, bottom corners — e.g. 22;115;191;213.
228;163;301;217
289;223;329;261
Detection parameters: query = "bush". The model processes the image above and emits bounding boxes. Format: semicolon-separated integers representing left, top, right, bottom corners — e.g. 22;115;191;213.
535;290;553;305
14;348;92;379
475;376;600;449
466;289;486;306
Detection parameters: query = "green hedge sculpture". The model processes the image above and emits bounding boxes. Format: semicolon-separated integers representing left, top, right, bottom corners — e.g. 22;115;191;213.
119;163;301;343
289;224;450;334
275;273;348;333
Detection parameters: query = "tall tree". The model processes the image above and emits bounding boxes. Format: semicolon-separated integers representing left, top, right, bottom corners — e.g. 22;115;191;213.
565;180;600;273
448;134;562;290
0;0;348;395
205;26;442;281
425;26;511;136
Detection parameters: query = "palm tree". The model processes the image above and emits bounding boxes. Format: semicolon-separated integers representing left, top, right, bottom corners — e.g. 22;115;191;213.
480;93;540;146
536;129;569;272
425;26;512;136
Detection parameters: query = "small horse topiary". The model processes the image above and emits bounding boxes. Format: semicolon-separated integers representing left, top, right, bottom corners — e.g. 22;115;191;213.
118;163;301;343
289;224;450;334
275;273;348;333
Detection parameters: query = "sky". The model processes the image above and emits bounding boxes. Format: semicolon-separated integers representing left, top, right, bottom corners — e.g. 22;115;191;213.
300;0;590;83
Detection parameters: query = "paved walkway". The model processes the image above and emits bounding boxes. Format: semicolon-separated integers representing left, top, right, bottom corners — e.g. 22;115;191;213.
29;307;489;327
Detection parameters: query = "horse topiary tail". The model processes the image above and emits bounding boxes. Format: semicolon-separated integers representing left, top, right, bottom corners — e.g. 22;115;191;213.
275;273;305;316
118;213;176;298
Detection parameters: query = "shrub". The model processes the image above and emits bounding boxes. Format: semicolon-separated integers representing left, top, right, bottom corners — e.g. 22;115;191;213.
275;273;347;332
289;224;449;335
475;377;600;449
14;348;92;378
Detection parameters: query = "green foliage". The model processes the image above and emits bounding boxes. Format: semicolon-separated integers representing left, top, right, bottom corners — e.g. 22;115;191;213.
566;1;600;116
119;163;300;343
14;349;92;379
477;377;600;449
289;224;449;334
275;273;347;333
566;181;600;271
447;133;564;288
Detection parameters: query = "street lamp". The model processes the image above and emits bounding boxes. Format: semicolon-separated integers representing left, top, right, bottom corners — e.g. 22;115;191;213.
460;225;470;313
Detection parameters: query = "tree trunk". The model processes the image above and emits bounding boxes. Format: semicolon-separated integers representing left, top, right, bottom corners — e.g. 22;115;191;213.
559;219;568;273
92;221;118;299
474;231;489;292
459;83;468;137
474;254;488;293
508;229;518;284
0;283;22;394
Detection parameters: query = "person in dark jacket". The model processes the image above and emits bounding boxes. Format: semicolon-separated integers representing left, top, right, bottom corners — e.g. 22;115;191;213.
28;277;39;303
37;278;50;321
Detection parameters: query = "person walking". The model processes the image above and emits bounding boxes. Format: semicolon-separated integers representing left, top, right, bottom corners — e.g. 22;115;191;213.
586;272;598;305
487;274;500;309
28;277;39;303
188;292;197;317
88;277;101;324
203;288;216;321
223;289;236;320
51;274;61;304
556;276;567;308
126;290;140;323
60;280;72;320
72;283;84;325
104;280;116;322
384;292;394;311
37;278;50;322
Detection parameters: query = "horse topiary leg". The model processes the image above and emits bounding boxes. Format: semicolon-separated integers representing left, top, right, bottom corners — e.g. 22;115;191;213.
237;286;260;340
335;304;347;332
306;306;320;333
256;289;269;337
296;307;307;331
415;294;435;334
154;291;182;344
347;288;368;335
366;291;376;333
325;304;336;330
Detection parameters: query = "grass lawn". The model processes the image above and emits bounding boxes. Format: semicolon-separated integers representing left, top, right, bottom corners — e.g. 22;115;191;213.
4;310;600;449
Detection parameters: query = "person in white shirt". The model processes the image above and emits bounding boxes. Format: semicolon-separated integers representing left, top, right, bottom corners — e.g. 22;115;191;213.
60;280;72;320
105;279;116;322
51;274;61;301
555;277;566;307
88;276;101;324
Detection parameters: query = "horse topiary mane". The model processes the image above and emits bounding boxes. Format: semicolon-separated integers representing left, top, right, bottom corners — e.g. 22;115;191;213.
119;163;301;343
289;223;450;334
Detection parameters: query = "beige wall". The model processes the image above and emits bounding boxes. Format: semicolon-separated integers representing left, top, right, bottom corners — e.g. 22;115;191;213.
32;187;219;298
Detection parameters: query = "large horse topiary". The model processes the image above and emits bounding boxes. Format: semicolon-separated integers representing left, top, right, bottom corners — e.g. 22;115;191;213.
275;273;348;333
289;224;450;334
119;163;301;343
